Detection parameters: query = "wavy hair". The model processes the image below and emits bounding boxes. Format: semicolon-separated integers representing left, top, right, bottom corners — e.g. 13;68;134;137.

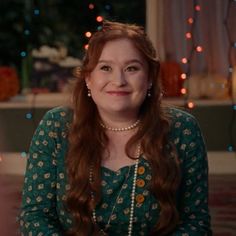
65;21;181;235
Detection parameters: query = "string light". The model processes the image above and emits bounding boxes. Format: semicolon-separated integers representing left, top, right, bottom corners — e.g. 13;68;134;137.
224;0;236;152
33;9;40;15
88;3;95;10
25;112;33;119
97;25;103;31
84;44;89;50
96;16;103;22
180;0;202;108
181;88;187;94
187;17;194;24
181;73;187;80
187;101;195;109
195;5;201;11
24;29;30;35
227;145;233;152
20;51;27;57
85;31;92;38
105;4;112;10
196;46;203;52
21;152;28;158
181;57;188;64
186;32;192;39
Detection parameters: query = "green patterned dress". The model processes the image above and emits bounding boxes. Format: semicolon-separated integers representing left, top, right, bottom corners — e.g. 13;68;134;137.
19;107;212;235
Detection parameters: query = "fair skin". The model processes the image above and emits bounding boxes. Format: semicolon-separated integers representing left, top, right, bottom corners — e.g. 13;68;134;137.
86;38;150;171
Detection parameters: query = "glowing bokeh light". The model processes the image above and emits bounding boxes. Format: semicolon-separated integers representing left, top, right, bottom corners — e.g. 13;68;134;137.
188;102;195;109
21;152;27;158
20;51;27;57
105;4;111;10
24;29;30;35
97;25;103;31
25;112;32;119
196;46;203;52
186;32;192;39
96;16;103;22
88;3;95;9
195;5;201;11
85;31;92;38
34;9;40;15
181;73;187;80
228;145;233;152
181;58;188;64
181;88;187;94
187;18;194;24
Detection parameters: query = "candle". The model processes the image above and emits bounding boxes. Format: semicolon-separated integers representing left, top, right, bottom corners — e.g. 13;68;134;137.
233;66;236;102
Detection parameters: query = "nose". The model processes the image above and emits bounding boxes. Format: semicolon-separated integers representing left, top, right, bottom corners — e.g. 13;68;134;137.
112;69;127;86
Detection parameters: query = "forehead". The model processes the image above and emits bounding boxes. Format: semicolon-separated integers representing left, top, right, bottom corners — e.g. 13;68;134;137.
99;38;143;60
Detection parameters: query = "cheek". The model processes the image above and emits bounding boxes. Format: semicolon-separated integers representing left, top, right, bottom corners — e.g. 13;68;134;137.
135;76;149;92
89;72;109;90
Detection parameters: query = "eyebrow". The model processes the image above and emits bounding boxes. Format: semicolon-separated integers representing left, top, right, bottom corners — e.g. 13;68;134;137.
98;59;144;66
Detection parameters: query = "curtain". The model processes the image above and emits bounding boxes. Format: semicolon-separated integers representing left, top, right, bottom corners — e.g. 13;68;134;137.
158;0;236;76
155;0;236;98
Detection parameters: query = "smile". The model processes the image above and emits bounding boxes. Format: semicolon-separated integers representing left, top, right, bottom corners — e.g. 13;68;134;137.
107;91;131;96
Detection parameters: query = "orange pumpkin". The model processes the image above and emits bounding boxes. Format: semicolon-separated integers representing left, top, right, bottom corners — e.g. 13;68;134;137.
0;66;20;101
160;61;183;97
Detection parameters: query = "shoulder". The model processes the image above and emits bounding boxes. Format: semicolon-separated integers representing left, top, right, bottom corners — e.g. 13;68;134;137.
44;106;73;122
165;106;204;146
166;106;199;130
165;108;207;166
37;106;73;134
41;106;73;125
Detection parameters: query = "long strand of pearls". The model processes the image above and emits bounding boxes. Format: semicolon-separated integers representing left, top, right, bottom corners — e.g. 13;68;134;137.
100;119;140;132
90;144;141;236
128;158;139;236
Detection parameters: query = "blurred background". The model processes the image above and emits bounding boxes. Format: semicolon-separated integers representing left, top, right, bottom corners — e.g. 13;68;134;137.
0;0;236;235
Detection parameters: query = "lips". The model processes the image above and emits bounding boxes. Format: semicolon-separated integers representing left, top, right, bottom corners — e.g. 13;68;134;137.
107;91;131;96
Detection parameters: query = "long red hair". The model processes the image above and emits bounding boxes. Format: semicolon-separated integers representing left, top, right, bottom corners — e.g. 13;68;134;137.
65;21;181;235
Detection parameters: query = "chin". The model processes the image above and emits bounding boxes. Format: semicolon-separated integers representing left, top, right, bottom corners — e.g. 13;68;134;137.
109;106;139;115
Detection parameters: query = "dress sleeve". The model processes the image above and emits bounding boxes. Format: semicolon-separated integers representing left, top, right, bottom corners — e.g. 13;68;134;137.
170;114;212;236
18;110;64;236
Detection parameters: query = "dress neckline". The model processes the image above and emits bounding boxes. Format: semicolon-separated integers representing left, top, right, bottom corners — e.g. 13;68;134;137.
101;155;145;174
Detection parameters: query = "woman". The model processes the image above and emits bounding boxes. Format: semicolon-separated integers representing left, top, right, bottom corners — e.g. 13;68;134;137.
19;21;211;235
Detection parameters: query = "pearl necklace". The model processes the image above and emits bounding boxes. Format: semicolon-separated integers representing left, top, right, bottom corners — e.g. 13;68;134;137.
90;144;141;236
100;119;140;132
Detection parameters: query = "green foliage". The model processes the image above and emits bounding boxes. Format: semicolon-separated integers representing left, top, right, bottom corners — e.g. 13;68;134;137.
0;0;145;73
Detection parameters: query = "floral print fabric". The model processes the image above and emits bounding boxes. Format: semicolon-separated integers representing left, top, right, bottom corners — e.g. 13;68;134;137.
19;106;211;235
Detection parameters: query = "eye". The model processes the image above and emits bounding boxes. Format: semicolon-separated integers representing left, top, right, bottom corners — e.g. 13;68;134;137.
100;65;112;71
125;65;139;72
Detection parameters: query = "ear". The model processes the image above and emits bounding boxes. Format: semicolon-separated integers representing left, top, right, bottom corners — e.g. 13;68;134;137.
85;76;91;88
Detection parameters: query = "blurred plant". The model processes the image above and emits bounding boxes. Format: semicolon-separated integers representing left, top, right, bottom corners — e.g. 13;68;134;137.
0;0;145;90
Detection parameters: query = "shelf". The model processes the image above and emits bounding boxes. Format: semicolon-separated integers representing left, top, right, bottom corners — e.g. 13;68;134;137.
0;93;71;108
1;151;235;175
0;93;233;109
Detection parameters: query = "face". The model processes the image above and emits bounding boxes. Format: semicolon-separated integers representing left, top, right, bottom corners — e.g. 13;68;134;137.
86;38;150;119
